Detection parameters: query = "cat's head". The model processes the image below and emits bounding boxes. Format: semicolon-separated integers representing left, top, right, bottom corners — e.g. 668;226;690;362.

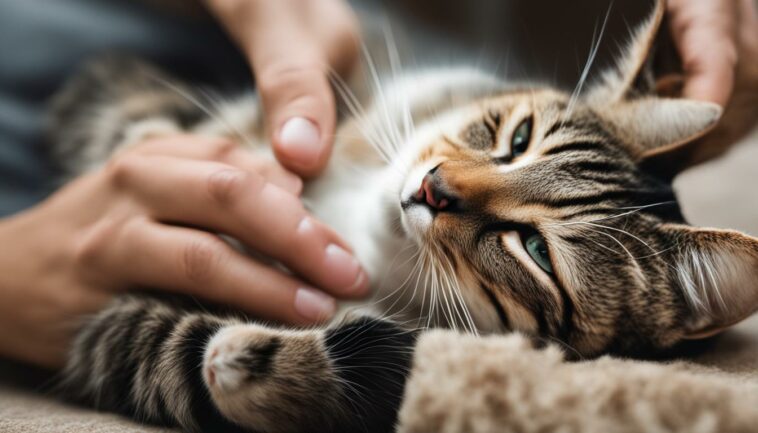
389;0;758;356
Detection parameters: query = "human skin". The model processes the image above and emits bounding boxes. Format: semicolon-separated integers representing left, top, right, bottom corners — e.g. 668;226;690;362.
0;137;369;369
204;0;360;178
667;0;743;106
0;0;363;370
665;0;758;165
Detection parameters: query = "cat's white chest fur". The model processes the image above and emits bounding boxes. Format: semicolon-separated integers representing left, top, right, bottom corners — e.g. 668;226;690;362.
304;162;400;283
195;67;507;321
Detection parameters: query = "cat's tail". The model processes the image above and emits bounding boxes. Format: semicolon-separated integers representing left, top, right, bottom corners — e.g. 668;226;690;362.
57;294;417;433
48;54;205;176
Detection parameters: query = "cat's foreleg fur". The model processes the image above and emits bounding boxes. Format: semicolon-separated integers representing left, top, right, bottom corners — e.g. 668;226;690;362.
59;295;417;433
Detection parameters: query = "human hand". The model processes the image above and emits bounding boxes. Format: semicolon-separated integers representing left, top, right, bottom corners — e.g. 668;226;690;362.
0;135;368;368
667;0;756;106
206;0;360;177
663;0;758;166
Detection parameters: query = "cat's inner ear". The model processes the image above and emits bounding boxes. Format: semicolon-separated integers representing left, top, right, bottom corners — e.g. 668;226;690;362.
582;0;722;164
666;225;758;339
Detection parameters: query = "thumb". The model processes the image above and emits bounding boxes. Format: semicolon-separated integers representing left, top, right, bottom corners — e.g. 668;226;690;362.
257;64;335;178
248;16;336;177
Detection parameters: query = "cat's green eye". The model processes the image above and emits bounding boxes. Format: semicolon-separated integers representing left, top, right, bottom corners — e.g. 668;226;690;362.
525;233;553;274
511;118;532;157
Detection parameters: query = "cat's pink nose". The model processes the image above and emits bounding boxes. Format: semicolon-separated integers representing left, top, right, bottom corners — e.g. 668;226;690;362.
413;167;457;211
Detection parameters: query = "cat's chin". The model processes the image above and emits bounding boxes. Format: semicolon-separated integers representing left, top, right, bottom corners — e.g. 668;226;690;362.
400;202;434;243
396;157;442;242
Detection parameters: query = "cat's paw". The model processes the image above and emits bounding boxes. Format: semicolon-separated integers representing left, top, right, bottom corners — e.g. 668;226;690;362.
203;324;274;393
203;324;342;433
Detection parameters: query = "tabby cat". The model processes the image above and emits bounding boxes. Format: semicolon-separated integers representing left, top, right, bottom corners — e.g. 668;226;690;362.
51;1;758;432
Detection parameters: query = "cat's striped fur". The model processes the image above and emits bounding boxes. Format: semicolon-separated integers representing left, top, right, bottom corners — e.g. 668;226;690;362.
50;1;758;432
59;294;415;433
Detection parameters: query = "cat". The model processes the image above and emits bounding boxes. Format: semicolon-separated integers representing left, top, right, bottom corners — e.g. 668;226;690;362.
49;1;758;432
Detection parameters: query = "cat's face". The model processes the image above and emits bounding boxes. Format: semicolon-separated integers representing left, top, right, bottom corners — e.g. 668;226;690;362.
388;83;758;356
361;0;758;357
375;0;758;352
394;88;686;355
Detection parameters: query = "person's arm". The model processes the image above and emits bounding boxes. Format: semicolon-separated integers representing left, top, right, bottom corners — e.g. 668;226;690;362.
0;136;369;369
204;0;360;177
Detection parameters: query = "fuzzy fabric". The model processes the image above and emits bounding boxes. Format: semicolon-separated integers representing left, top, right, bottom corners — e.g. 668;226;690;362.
397;322;758;433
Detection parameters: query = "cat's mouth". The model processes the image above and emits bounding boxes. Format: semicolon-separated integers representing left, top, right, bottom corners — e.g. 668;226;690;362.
398;161;449;240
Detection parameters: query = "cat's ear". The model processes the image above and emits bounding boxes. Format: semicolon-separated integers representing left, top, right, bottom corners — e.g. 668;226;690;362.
583;0;666;106
665;225;758;339
598;97;722;159
583;0;723;174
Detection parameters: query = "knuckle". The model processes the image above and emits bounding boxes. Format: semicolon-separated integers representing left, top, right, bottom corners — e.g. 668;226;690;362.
257;62;326;100
206;167;267;206
73;218;122;266
206;168;249;205
104;154;140;188
181;235;226;284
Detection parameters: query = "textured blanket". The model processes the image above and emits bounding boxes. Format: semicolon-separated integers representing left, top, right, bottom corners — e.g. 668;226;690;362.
399;318;758;433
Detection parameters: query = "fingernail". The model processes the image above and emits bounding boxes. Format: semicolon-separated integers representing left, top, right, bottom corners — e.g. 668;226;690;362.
294;287;336;322
325;244;369;296
279;117;322;168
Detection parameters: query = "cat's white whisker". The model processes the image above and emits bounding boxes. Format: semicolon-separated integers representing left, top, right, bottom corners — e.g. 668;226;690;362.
582;221;659;254
564;1;613;121
366;241;424;315
330;75;400;164
359;43;404;155
582;226;636;262
330;74;397;163
548;201;677;227
431;243;478;335
150;75;256;149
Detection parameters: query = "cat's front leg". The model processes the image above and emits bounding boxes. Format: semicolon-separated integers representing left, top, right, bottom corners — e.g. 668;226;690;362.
204;317;418;433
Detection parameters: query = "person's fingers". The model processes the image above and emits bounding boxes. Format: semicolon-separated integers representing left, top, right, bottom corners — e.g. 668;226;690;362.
244;3;337;177
204;0;361;177
109;154;369;298
668;0;738;106
131;135;302;195
102;219;336;325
